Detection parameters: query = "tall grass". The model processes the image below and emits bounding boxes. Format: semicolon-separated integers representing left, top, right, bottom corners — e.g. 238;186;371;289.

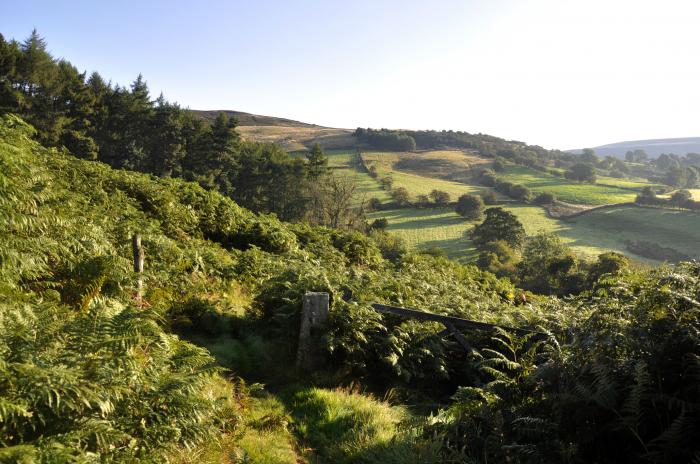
285;387;441;464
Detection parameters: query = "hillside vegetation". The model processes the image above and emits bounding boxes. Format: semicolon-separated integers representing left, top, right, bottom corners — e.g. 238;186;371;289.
2;110;700;463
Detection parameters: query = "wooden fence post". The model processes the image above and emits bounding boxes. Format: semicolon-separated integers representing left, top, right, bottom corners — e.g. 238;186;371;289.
132;234;144;300
296;292;330;370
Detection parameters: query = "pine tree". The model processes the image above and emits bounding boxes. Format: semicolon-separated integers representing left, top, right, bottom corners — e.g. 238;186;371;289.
306;142;328;178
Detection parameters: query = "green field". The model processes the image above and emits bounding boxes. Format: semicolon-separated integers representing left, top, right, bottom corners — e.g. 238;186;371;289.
561;206;700;261
370;204;700;264
499;165;637;205
369;205;567;262
337;150;699;265
595;175;662;189
325;150;391;204
361;151;486;200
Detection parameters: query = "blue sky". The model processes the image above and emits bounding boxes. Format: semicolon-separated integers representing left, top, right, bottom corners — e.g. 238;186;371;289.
3;0;700;149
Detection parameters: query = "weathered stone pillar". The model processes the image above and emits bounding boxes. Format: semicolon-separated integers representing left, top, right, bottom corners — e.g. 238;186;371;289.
296;292;330;370
132;234;144;300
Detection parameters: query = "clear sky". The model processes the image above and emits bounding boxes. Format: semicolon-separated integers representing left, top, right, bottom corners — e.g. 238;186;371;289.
2;0;700;149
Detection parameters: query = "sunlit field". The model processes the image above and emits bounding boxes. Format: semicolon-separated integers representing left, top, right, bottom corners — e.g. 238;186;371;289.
370;204;700;263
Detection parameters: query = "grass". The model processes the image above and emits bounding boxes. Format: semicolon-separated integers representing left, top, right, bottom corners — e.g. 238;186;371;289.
370;204;700;263
559;205;700;262
595;175;662;189
325;150;391;204
369;205;562;262
237;394;300;464
188;330;441;464
361;151;486;200
360;152;640;205
284;387;440;464
498;165;638;205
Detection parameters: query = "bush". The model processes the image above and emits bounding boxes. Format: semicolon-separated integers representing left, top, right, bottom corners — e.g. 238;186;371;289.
479;170;498;187
391;187;411;207
565;163;597;182
370;230;407;263
671;189;692;206
455;194;484;220
533;192;555;205
481;190;498;205
429;189;451;206
368;218;389;231
492;158;506;172
494;180;514;195
508;184;532;202
367;197;383;211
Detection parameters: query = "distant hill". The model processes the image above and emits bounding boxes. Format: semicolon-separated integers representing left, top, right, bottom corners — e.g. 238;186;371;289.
191;109;321;128
570;137;700;159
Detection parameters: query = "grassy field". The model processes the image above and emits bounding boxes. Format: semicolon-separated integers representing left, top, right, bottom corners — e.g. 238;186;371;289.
595;175;663;189
370;204;700;263
326;149;698;265
360;152;640;206
560;205;700;261
361;151;487;200
324;150;392;204
498;165;638;205
369;205;565;262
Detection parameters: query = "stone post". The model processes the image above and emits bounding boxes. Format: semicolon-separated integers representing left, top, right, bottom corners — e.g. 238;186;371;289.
296;292;330;370
132;234;144;300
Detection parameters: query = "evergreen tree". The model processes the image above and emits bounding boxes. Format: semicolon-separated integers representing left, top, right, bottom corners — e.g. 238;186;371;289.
306;142;328;178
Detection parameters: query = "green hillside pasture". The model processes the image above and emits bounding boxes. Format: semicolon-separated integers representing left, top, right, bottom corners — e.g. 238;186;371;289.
499;165;637;205
361;152;486;200
369;205;563;262
561;205;700;262
325;150;391;204
370;204;700;263
595;175;663;190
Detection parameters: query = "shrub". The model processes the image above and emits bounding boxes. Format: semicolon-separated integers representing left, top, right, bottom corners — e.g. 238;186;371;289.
492;158;506;172
508;184;532;202
479;170;498;187
367;197;383;211
429;189;451;206
368;218;389;231
481;190;498;205
565;163;597;182
533;192;555;205
455;194;484;220
494;180;514;195
391;187;411;207
671;189;692;206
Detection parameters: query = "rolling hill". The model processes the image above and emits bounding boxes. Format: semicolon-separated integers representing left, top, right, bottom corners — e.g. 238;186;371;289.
191;109;320;127
571;137;700;159
192;109;355;151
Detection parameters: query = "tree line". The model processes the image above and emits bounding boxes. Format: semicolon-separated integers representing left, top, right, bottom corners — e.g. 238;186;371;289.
0;30;365;226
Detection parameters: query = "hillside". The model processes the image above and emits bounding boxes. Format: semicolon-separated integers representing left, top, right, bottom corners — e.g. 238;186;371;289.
3;111;700;463
191;109;320;127
0;114;526;461
571;137;700;158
